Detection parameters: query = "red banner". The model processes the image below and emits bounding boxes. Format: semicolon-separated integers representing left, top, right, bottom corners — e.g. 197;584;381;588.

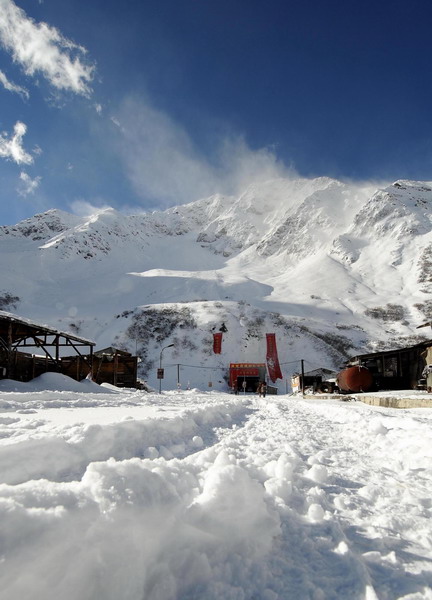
266;333;282;382
213;332;223;354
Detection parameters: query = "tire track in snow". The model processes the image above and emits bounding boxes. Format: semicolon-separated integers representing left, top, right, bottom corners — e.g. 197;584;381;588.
1;393;432;599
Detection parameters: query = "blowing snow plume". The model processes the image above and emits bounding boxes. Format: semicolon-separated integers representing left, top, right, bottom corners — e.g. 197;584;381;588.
114;96;291;208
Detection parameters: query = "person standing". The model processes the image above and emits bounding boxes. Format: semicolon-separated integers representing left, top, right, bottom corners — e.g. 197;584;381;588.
262;381;267;398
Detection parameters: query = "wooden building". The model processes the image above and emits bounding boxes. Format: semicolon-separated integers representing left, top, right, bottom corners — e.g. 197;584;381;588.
291;368;336;394
346;340;432;391
91;347;138;388
0;311;94;382
61;348;138;388
61;348;137;388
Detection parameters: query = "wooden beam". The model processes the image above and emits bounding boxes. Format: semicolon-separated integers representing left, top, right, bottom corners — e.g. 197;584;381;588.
31;336;57;365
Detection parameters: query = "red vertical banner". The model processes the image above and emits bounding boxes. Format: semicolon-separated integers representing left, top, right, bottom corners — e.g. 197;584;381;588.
266;333;282;382
213;332;223;354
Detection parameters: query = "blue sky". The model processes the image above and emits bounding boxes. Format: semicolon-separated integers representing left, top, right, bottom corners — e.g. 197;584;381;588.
1;0;432;224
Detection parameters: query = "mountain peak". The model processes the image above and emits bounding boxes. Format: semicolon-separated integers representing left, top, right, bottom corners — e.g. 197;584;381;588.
1;175;431;392
0;209;82;242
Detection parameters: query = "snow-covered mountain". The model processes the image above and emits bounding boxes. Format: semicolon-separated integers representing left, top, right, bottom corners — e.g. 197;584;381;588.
2;176;431;391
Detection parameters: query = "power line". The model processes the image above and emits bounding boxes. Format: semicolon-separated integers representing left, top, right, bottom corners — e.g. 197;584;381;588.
165;362;226;370
304;360;338;372
280;360;303;366
166;359;305;370
163;358;334;374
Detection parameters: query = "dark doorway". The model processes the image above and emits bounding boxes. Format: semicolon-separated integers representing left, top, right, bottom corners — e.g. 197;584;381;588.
237;376;260;393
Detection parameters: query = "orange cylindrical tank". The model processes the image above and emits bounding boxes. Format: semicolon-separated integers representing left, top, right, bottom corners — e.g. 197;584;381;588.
337;366;373;393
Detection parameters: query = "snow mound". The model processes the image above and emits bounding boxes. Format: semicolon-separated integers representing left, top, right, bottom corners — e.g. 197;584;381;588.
0;373;117;394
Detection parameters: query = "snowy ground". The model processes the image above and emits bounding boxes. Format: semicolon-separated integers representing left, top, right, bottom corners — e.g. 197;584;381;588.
1;375;432;600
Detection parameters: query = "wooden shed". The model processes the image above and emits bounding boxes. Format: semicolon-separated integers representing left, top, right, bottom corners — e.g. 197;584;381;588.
346;339;432;390
291;368;336;394
91;347;138;388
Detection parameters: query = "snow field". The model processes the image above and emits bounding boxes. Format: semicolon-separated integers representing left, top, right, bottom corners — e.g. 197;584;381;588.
0;388;432;599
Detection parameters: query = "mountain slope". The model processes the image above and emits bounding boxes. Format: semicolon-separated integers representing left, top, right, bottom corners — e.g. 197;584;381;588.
1;176;431;391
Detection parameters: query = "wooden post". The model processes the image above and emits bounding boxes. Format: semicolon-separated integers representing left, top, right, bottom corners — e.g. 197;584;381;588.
89;346;93;380
7;322;12;379
301;359;305;396
133;357;138;387
114;353;118;386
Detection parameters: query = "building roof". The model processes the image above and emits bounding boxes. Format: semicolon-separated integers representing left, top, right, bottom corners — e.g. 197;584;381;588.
348;338;432;362
0;311;95;347
94;347;132;357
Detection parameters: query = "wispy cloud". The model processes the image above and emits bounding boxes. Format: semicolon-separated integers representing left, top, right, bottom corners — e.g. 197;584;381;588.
69;199;112;216
115;97;289;207
0;0;94;95
0;121;33;164
0;69;29;99
18;171;41;196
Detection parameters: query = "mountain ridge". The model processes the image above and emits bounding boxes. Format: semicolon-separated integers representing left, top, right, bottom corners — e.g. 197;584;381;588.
1;175;431;390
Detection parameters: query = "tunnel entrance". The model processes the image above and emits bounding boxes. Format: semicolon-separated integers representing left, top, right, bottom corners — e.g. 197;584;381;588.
236;375;260;393
229;363;267;393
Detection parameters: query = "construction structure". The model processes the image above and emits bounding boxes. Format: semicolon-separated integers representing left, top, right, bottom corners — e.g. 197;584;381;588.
0;311;94;382
0;312;140;388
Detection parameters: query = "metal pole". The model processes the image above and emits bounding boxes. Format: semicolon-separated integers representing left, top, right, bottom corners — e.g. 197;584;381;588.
159;350;162;394
177;363;180;387
159;344;174;394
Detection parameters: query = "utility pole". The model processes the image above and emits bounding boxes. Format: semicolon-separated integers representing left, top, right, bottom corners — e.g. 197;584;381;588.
159;344;174;394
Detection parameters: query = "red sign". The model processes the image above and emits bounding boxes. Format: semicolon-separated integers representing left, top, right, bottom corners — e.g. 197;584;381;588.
230;363;266;368
266;333;283;382
213;332;223;354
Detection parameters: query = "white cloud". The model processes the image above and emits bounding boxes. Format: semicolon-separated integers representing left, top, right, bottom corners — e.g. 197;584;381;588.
110;116;122;130
0;68;29;99
0;121;33;164
18;170;41;196
0;0;94;95
115;97;290;206
69;199;112;216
